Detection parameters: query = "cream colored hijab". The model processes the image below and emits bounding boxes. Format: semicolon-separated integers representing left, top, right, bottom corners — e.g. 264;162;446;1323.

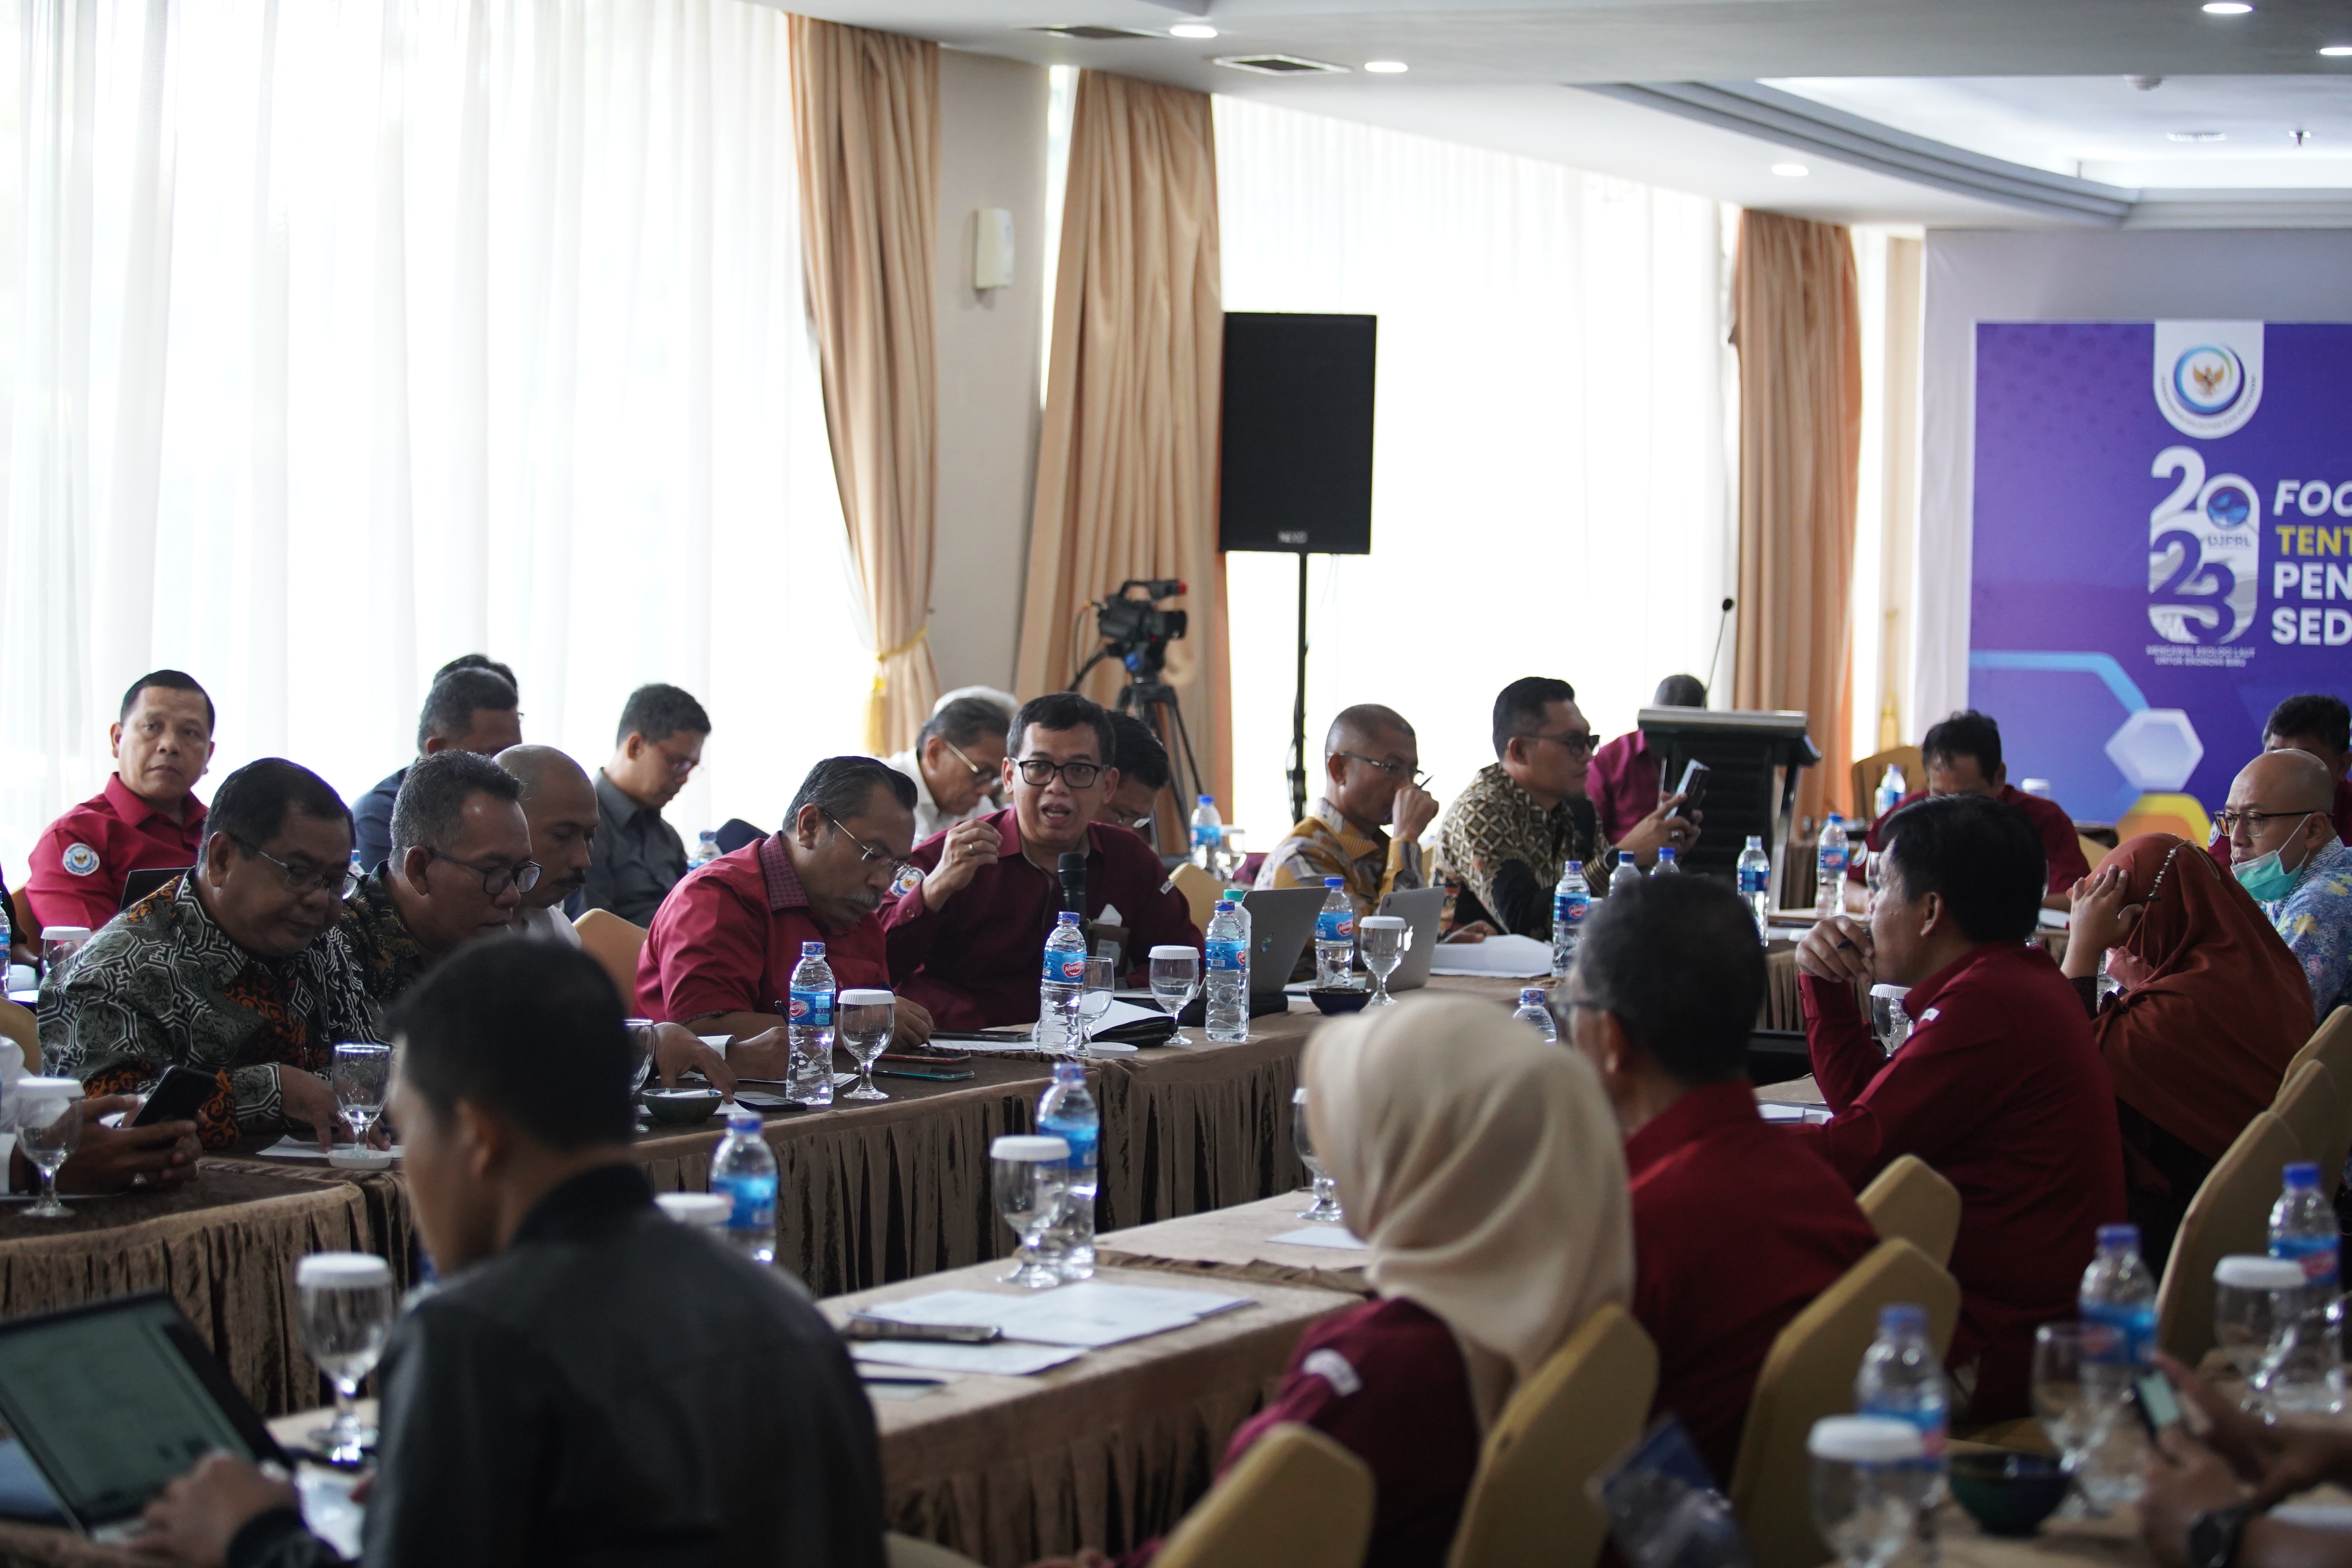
1305;990;1634;1429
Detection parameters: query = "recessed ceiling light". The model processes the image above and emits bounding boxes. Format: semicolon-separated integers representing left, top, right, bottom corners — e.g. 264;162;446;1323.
1364;60;1408;73
2325;44;2352;54
1169;23;1218;39
1771;162;1809;176
2168;129;2227;141
2202;3;2253;14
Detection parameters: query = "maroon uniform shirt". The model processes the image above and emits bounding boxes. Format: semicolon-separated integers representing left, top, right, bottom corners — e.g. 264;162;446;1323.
637;834;892;1024
883;808;1201;1031
1628;1079;1881;1484
1586;730;1662;844
1796;943;2126;1421
1853;786;2089;898
26;774;209;930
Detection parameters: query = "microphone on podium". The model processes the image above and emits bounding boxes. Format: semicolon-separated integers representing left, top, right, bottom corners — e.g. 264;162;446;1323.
1708;597;1735;689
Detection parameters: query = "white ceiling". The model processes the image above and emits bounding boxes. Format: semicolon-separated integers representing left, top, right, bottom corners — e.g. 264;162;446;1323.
779;0;2352;225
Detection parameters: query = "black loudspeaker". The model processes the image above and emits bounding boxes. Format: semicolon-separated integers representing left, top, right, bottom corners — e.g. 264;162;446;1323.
1218;312;1376;555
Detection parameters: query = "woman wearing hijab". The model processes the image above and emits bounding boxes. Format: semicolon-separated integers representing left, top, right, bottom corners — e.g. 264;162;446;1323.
1045;991;1634;1568
2064;832;2313;1261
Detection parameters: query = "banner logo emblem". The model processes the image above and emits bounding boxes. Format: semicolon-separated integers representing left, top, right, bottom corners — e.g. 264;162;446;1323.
2153;321;2264;438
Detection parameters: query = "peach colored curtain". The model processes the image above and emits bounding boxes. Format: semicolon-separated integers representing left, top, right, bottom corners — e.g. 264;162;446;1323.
1732;210;1863;824
791;16;941;754
1015;71;1231;808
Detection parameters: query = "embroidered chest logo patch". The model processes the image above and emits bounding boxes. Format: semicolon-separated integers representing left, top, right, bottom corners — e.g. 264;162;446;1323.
62;842;100;877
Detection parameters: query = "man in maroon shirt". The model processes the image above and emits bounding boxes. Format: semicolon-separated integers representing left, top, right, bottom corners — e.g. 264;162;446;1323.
1564;872;1879;1483
27;671;216;930
1584;673;1707;843
884;693;1200;1031
1799;792;2126;1422
638;756;932;1049
1850;710;2089;911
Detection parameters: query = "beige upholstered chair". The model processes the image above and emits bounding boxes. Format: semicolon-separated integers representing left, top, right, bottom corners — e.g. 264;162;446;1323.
1170;862;1226;933
1856;1154;1962;1269
573;909;648;1015
1728;1239;1961;1568
2274;1060;2344;1177
2285;1006;2352;1114
2158;1111;2299;1365
0;999;36;1070
1446;1303;1658;1568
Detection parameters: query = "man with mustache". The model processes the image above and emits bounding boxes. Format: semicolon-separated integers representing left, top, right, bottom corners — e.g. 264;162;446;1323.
27;670;218;929
638;756;933;1046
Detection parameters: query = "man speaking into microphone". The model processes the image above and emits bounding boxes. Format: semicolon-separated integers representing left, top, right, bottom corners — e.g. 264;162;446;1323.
883;693;1203;1032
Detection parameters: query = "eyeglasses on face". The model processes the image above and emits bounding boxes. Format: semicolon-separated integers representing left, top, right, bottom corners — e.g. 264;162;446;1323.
1336;751;1431;789
651;739;700;777
424;847;543;896
820;810;915;884
232;837;361;898
1014;757;1104;789
2212;807;2311;840
1520;729;1596;758
940;737;996;785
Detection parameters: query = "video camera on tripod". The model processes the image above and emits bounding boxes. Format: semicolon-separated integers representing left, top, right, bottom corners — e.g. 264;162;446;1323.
1086;578;1188;682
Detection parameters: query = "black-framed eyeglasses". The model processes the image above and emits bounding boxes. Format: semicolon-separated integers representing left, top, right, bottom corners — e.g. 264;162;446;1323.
232;837;361;898
1520;729;1597;758
1336;752;1431;789
2212;807;2313;839
424;847;542;896
1014;757;1104;789
820;810;914;883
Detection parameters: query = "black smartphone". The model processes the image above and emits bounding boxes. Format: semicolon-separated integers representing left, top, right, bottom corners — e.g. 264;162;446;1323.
1667;759;1711;820
2135;1367;2183;1435
130;1064;216;1128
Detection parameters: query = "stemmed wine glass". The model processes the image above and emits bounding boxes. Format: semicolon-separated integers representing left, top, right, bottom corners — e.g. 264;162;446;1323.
297;1252;397;1463
1073;957;1116;1055
16;1079;84;1219
2032;1322;2132;1515
838;990;895;1100
331;1042;392;1148
1150;945;1202;1046
1293;1086;1343;1223
1359;916;1408;1007
992;1135;1071;1290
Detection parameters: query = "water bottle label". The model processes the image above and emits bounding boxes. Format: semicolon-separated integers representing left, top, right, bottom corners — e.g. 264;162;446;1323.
712;1172;777;1230
1818;846;1849;876
1738;867;1767;895
1041;950;1086;985
1192;826;1221;851
1316;909;1355;942
788;987;833;1029
1860;1401;1948;1462
2081;1301;2157;1365
1043;1120;1100;1170
1554;893;1589;928
1206;940;1246;973
2274;1235;2342;1287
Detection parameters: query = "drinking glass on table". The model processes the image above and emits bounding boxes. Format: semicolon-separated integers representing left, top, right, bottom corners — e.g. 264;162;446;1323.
37;927;91;982
623;1019;657;1095
1863;852;1888;918
15;1078;84;1220
296;1252;397;1463
1358;916;1408;1007
992;1135;1071;1290
1809;1417;1930;1568
1292;1086;1343;1224
1074;957;1116;1055
2031;1321;2130;1515
2215;1255;2304;1410
331;1042;392;1146
1149;945;1202;1046
838;990;895;1100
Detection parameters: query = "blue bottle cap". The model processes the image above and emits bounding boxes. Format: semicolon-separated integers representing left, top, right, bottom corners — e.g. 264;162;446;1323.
2096;1223;2140;1250
1214;899;1237;912
800;941;825;957
1325;877;1345;889
1618;851;1635;863
2286;1161;2322;1189
1057;909;1082;924
1878;1303;1927;1331
1198;795;1214;805
1566;860;1582;871
1054;1061;1085;1082
1827;812;1844;823
1519;988;1546;1004
725;1109;761;1134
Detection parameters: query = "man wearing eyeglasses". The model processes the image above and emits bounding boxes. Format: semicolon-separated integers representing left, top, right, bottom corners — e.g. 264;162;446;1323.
42;758;375;1153
885;692;1202;1031
1256;705;1441;918
338;751;539;1024
884;696;1012;846
1431;678;1697;939
581;683;712;926
2218;746;2352;1022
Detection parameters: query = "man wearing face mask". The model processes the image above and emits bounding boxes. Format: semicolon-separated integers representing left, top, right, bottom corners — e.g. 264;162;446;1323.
2217;747;2352;1022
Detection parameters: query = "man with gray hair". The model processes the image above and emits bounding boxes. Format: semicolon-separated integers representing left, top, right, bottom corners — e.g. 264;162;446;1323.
339;749;538;1017
1257;703;1441;918
884;695;1011;844
353;659;523;871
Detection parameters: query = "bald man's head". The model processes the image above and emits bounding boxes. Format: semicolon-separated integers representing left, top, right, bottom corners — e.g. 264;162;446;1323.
1322;704;1423;832
497;745;596;909
497;743;590;800
2241;748;2334;813
2223;746;2337;871
1325;703;1413;760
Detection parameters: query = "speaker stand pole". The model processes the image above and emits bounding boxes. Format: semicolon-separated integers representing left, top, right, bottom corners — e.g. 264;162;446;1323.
1287;551;1310;826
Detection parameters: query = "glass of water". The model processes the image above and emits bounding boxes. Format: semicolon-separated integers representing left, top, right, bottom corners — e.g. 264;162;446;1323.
1293;1086;1343;1223
16;1078;84;1220
2032;1321;2131;1514
623;1019;658;1095
1359;915;1408;1006
838;990;895;1100
992;1135;1072;1290
37;927;91;984
296;1252;397;1463
2216;1255;2304;1408
1074;957;1116;1055
331;1042;392;1146
1809;1417;1930;1568
1149;945;1202;1046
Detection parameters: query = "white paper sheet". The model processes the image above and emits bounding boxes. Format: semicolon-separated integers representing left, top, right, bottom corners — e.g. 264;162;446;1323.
1265;1226;1369;1251
848;1339;1083;1376
255;1136;405;1161
859;1282;1253;1348
1425;933;1554;978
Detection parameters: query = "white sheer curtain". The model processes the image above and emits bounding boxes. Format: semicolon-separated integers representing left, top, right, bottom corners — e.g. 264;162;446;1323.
0;0;865;883
1214;97;1738;838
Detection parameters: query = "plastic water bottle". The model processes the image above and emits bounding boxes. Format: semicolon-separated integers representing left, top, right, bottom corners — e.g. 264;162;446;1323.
349;847;366;883
1738;835;1772;939
1314;878;1355;987
1205;900;1249;1043
1550;861;1590;980
691;830;719;868
709;1110;779;1266
2268;1162;2345;1411
2080;1223;2158;1367
1226;886;1252;995
1610;849;1641;898
1513;988;1558;1042
1816;813;1850;920
1038;911;1088;1050
1876;765;1907;822
1855;1303;1949;1497
1653;846;1681;876
1189;795;1223;870
1038;1063;1100;1280
785;941;836;1106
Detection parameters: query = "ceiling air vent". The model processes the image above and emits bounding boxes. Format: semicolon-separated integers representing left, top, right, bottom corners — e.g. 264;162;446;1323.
1215;54;1349;75
1027;24;1159;41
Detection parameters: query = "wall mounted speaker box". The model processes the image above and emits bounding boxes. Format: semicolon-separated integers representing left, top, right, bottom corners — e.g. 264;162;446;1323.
1219;312;1376;555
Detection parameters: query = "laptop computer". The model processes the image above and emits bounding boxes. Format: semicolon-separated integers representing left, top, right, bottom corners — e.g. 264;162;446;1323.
1373;886;1449;991
0;1293;288;1541
1237;886;1322;999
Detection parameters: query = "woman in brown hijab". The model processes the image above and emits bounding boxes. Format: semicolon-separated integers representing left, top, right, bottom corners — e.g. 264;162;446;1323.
2064;832;2313;1263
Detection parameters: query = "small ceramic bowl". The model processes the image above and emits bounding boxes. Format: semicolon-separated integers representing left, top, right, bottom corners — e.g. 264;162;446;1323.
641;1088;725;1126
1308;987;1373;1016
1948;1450;2070;1538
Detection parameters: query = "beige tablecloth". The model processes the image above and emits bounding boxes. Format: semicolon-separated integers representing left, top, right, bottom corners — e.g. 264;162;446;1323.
1093;1191;1372;1297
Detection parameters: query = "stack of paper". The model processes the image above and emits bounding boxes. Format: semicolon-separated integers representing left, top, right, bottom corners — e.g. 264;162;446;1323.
1426;934;1554;978
847;1282;1255;1378
1264;1226;1369;1252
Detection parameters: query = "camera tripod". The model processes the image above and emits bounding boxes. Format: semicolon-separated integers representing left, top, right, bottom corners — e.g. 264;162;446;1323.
1116;677;1208;812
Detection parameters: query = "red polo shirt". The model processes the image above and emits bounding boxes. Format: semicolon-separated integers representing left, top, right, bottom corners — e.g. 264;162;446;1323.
1797;942;2126;1421
1586;731;1662;844
1854;786;2089;898
1628;1079;1881;1484
26;774;209;930
883;808;1202;1031
636;834;892;1024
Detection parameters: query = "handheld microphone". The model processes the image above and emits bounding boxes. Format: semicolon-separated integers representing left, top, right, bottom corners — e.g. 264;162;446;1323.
1058;852;1088;917
1708;597;1735;691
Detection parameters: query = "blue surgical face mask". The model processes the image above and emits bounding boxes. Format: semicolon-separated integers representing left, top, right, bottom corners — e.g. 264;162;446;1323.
2232;813;2317;901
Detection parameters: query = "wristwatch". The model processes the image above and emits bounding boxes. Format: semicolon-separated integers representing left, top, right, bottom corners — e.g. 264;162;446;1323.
2189;1503;2256;1568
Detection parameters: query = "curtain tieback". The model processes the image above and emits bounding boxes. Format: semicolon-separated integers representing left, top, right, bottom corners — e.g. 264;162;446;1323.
866;624;930;752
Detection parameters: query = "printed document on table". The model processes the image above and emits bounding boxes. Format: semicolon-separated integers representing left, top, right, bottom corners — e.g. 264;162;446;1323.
1426;934;1554;978
860;1283;1253;1348
849;1340;1083;1376
1266;1226;1369;1251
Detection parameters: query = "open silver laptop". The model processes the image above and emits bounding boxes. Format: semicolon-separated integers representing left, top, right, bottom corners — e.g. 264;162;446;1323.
1238;886;1322;997
1374;886;1449;991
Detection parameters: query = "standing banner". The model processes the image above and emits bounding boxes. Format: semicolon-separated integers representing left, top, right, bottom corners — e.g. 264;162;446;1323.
1970;321;2352;832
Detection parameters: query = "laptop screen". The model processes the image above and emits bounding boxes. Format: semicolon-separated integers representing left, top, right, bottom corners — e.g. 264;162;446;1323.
0;1296;270;1530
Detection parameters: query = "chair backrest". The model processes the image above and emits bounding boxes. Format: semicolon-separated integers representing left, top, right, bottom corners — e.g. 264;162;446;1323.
2274;1059;2342;1175
2298;1006;2352;1110
1728;1239;1960;1568
5;884;38;945
1446;1303;1659;1568
1849;746;1924;825
0;999;36;1070
2077;835;2112;877
1154;1422;1375;1568
573;909;648;1015
2158;1110;2299;1364
1170;862;1225;932
1855;1155;1962;1269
